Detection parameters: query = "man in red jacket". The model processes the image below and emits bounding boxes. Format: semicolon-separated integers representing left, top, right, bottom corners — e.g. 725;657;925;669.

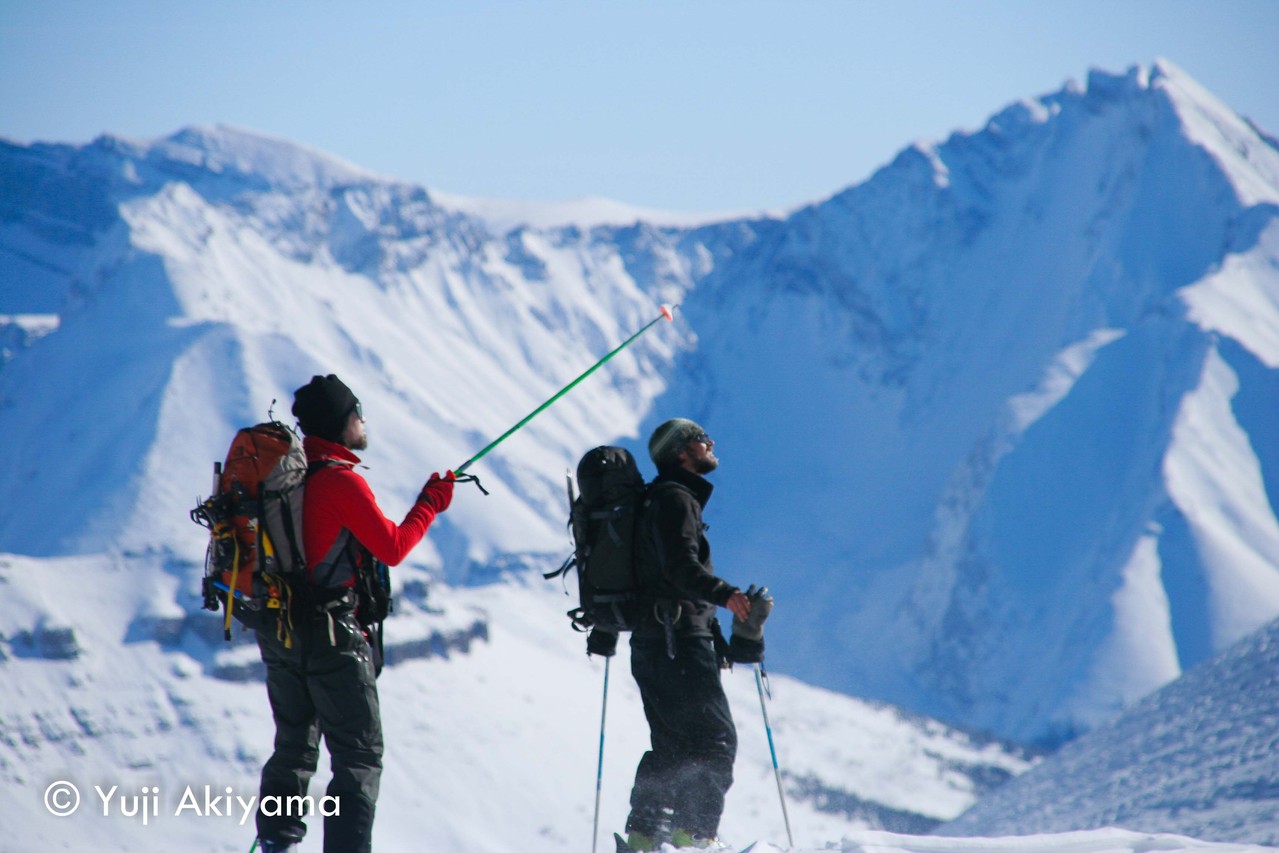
255;374;454;853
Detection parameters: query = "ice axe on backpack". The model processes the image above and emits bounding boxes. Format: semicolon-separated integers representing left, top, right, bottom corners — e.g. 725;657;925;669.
453;304;678;484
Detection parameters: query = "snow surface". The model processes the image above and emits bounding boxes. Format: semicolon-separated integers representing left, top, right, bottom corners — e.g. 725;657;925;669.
0;552;1031;851
835;833;1272;853
944;616;1279;844
1;550;1272;852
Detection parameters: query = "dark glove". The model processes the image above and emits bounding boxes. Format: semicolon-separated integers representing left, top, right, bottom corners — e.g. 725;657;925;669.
586;627;618;657
417;471;455;513
729;584;773;664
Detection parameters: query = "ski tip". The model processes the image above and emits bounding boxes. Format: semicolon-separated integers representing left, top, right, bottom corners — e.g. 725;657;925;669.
660;304;675;322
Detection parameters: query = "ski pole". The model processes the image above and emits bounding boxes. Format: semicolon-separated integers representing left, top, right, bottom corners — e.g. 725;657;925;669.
754;664;795;850
591;656;611;853
455;305;677;476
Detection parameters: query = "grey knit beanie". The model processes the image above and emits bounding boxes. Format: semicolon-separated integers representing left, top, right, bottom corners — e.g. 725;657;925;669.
648;418;706;469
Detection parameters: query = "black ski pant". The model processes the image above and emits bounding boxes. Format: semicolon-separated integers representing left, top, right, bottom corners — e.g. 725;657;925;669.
626;634;737;839
256;600;383;853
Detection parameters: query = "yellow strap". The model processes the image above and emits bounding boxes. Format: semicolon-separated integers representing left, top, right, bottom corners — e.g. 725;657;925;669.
260;532;297;648
283;581;295;649
224;537;240;638
273;574;292;649
261;567;294;649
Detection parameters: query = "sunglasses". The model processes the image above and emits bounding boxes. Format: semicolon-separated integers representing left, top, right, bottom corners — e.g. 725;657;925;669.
351;400;364;421
690;432;712;445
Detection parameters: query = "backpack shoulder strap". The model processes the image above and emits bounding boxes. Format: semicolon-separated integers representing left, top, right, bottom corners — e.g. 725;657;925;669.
643;479;692;507
306;458;346;479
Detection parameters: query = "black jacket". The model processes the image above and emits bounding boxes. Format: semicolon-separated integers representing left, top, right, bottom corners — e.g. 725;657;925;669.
634;466;737;639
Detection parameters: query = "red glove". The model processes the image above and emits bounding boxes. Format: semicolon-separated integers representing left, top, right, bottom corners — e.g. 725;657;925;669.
418;470;455;514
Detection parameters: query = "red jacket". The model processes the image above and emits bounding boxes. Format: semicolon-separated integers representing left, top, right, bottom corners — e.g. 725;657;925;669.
303;436;438;588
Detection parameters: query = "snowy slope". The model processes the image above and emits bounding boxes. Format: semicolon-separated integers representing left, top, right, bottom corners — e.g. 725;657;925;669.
0;552;1031;852
832;833;1273;853
4;549;1275;853
942;616;1279;844
1;58;1278;762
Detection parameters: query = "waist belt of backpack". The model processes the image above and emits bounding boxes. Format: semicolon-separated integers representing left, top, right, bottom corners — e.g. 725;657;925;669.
594;591;633;630
653;599;683;660
317;588;356;646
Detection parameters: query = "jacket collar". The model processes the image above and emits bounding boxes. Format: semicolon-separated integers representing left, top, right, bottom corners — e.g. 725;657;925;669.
655;465;714;508
302;435;361;467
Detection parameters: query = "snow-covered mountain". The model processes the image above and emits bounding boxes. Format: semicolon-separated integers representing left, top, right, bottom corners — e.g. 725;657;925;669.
655;61;1279;746
942;614;1279;844
0;122;684;569
2;59;1279;841
0;112;1034;852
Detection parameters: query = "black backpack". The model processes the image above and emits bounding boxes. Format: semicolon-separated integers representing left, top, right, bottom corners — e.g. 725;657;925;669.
548;446;650;632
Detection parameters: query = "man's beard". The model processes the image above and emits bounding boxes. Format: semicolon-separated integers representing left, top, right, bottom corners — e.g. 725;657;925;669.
694;455;718;474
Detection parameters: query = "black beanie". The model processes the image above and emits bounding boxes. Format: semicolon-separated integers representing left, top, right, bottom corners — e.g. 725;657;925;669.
292;374;358;442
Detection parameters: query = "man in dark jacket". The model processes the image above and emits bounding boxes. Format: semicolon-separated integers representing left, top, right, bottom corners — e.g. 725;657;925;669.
256;374;454;853
622;418;760;852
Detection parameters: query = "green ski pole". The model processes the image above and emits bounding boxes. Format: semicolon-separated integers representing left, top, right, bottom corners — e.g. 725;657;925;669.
455;304;677;476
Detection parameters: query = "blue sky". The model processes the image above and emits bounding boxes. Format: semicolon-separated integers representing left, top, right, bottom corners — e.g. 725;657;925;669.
2;1;1276;212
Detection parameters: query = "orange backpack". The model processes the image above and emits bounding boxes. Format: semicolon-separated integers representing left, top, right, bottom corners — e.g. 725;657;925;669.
191;421;308;645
